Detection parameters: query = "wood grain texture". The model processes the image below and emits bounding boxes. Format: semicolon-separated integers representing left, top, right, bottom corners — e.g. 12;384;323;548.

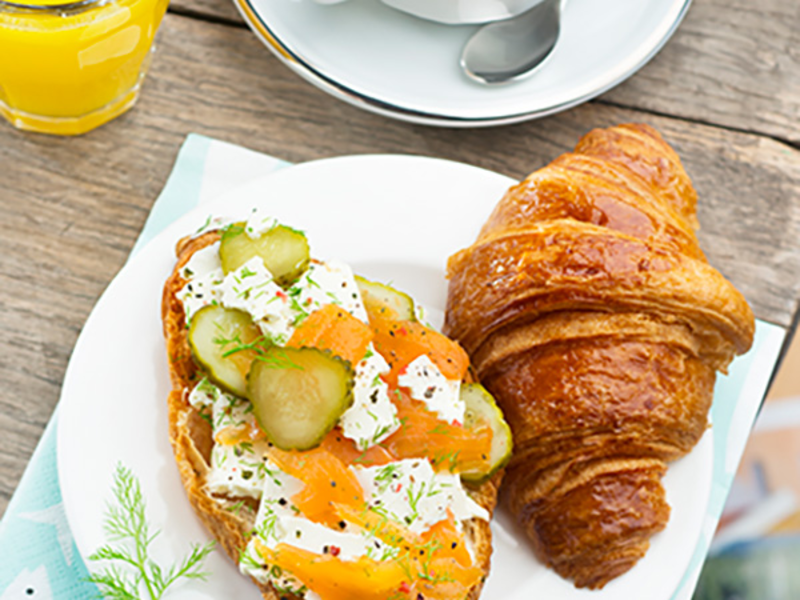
170;0;241;24
167;0;800;143
604;0;800;143
1;12;799;520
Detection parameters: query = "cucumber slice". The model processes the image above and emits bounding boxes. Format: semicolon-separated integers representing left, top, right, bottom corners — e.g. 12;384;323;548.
355;276;416;321
189;305;262;398
459;383;513;484
219;223;310;287
247;347;353;451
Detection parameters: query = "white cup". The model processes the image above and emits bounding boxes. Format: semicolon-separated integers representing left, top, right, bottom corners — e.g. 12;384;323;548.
313;0;546;24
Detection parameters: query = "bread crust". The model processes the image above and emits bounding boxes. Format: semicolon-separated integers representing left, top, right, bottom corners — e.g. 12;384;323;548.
444;123;755;589
162;231;499;599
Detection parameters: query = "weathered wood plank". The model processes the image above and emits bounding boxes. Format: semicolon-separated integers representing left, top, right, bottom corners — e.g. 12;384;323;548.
170;0;241;23
167;0;800;142
1;12;799;517
604;0;800;143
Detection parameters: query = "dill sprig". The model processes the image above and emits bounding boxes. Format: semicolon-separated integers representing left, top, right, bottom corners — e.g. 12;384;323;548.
373;463;402;493
220;222;246;242
194;215;213;234
86;464;215;600
211;324;269;359
254;348;305;370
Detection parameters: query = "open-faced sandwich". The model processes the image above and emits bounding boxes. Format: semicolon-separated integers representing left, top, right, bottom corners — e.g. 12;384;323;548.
162;210;512;600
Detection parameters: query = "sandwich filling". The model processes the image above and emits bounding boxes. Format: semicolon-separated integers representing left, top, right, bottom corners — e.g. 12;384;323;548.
174;214;509;600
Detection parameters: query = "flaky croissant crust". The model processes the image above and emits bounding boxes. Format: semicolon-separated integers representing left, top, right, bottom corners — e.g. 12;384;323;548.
446;123;753;364
444;123;755;589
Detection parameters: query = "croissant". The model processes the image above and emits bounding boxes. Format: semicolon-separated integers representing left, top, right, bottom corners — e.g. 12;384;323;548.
444;123;755;589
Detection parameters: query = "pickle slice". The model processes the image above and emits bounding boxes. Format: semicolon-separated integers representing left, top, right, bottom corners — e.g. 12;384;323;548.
219;223;310;287
247;347;353;451
459;383;513;484
355;276;416;321
188;305;262;398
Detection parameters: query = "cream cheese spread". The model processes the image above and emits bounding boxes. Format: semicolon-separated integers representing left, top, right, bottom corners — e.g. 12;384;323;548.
178;216;487;598
398;354;465;425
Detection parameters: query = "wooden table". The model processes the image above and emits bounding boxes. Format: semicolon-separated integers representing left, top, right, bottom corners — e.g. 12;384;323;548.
1;0;799;518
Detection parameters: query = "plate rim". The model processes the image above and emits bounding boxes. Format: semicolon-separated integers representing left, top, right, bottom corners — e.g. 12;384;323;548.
56;153;712;599
233;0;693;127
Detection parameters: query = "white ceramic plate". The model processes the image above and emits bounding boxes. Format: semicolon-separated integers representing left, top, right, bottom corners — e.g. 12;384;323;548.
57;155;711;599
233;0;692;127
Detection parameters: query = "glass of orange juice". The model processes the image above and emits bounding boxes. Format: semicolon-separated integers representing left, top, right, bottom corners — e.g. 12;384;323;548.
0;0;169;135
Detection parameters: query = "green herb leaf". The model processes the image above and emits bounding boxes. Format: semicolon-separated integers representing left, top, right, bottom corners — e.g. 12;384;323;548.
85;463;215;600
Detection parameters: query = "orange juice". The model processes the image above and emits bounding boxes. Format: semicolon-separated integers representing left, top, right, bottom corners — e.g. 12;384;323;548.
0;0;169;135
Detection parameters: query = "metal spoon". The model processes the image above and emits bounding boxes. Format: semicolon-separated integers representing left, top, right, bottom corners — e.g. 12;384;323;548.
461;0;562;85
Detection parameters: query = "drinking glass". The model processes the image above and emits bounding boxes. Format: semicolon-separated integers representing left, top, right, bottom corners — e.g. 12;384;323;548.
0;0;169;135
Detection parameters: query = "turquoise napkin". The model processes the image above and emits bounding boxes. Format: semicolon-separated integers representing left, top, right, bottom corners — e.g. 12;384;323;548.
0;134;785;600
0;135;290;599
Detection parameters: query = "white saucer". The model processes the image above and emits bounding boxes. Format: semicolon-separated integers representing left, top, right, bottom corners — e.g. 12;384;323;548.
234;0;692;127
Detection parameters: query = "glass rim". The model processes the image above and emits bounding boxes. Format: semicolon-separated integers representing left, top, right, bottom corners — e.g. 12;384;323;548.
0;0;112;13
